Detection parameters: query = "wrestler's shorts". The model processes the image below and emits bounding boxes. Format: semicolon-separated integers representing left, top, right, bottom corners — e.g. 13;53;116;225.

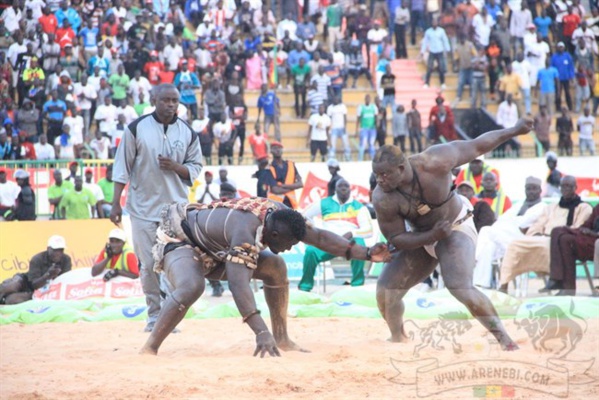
423;195;477;259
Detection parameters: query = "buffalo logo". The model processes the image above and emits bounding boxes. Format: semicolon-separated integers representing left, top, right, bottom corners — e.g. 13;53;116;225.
405;312;473;357
515;300;586;359
26;306;51;314
171;140;185;152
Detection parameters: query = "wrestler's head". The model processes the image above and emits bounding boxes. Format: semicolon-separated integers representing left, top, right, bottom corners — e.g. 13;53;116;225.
372;145;407;193
264;209;307;254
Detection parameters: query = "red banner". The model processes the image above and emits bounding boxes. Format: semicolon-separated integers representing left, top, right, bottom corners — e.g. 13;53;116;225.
297;172;370;210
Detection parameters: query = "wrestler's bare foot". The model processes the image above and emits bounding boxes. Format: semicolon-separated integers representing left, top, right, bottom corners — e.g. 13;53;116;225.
386;333;410;343
500;339;519;351
276;338;310;353
139;345;158;355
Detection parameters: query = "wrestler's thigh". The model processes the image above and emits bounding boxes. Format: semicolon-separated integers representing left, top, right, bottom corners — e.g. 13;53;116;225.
378;247;438;290
163;248;206;291
435;231;476;289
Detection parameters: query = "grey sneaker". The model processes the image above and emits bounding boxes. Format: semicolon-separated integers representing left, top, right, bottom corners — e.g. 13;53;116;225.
143;322;156;332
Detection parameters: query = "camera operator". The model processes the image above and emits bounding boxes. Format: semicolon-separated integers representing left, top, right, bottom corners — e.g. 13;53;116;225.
91;229;139;281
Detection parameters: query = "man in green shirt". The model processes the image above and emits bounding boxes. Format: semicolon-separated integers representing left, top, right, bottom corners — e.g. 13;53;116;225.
59;176;100;219
108;65;130;107
326;0;343;52
291;57;311;118
134;92;150;116
48;169;74;219
356;94;379;161
97;164;115;217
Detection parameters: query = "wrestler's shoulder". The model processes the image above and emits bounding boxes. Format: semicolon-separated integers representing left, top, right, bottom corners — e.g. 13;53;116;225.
372;187;402;210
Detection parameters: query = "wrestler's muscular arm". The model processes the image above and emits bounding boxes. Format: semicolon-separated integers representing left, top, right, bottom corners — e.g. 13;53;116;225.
374;190;448;250
225;215;280;357
427;117;534;170
302;225;389;262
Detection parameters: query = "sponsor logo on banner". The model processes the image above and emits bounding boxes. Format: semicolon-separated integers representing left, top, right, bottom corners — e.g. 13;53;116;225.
65;279;106;300
110;281;144;298
34;283;62;300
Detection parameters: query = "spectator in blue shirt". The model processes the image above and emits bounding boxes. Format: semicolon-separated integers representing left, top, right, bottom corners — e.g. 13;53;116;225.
421;18;450;89
551;42;575;111
536;59;560;115
533;8;552;39
42;90;67;145
174;61;201;120
79;19;100;58
87;45;110;76
256;84;281;141
296;18;317;42
287;41;311;70
55;1;82;33
485;0;502;22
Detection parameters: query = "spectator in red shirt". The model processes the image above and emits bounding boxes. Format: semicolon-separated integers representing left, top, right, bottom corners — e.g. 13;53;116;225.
101;13;120;38
248;124;269;162
91;229;139;281
562;6;581;54
17;132;37;160
38;6;58;35
159;62;175;84
177;49;197;72
55;19;76;50
143;51;165;85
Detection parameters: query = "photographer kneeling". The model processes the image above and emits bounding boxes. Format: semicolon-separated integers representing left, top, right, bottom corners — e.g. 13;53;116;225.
91;229;139;281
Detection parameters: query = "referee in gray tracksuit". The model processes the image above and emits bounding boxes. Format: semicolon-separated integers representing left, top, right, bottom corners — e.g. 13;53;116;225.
111;84;202;332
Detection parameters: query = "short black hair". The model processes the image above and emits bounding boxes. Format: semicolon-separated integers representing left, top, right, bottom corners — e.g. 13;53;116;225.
373;145;406;165
271;209;307;241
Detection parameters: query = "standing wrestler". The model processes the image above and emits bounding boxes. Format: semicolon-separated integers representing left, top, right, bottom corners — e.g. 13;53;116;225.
140;198;390;356
111;84;203;332
372;117;535;350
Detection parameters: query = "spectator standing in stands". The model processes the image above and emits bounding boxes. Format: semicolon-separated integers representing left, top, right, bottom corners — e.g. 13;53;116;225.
356;94;378;161
59;175;99;220
327;96;350;161
204;80;226;125
407;99;423;153
307;104;331;162
562;6;582;55
256;84;281;141
410;0;426;46
552;42;575;112
455;35;476;103
193;108;213;165
470;46;488;109
34;134;55;161
394;0;410;59
392;104;408;152
380;64;396;113
577;107;596;156
512;52;533;115
536;59;560;116
174;60;201;121
533;105;552;155
345;40;373;89
421;17;450;89
111;84;202;333
91;228;139;281
42;89;67;145
291;57;311;119
510;3;532;57
0;235;71;305
213;113;236;166
556;107;574;156
9;169;36;221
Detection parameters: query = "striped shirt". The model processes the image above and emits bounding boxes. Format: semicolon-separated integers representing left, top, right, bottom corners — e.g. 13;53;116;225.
307;89;326;114
310;74;331;100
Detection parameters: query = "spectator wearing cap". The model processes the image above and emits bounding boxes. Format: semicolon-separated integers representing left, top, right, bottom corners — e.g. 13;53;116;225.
264;141;303;209
551;42;575;112
0;169;19;218
0;235;71;305
7;169;36;221
91;228;139;281
473;176;545;289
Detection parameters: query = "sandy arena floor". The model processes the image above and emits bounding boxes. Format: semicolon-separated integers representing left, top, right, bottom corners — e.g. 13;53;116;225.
1;314;598;400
